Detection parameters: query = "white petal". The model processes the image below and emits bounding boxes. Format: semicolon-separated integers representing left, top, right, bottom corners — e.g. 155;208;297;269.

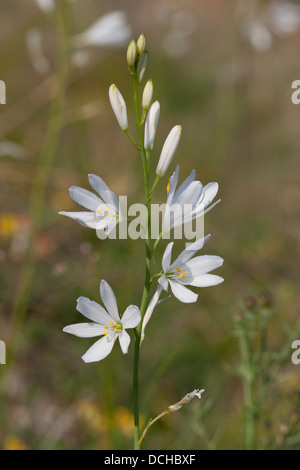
82;336;116;363
63;322;105;338
170;235;211;267
162;242;174;271
201;182;218;208
173;180;202;207
58;211;98;229
189;274;224;287
165;165;180;207
168;279;198;303
69;186;102;211
88;174;119;210
76;296;112;324
158;276;169;291
140;285;163;343
100;280;120;321
118;330;131;354
121;305;141;329
187;255;223;276
172;169;196;201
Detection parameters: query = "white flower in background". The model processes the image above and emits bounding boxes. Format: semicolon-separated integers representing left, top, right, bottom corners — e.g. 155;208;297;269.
0;140;28;160
26;29;50;75
35;0;55;12
266;0;300;36
144;101;160;151
141;236;223;341
162;165;220;234
156;125;182;177
59;174;120;234
63;280;141;362
109;84;128;131
237;0;300;53
72;11;131;49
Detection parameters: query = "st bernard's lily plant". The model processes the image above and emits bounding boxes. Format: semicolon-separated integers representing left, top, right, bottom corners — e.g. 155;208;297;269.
59;34;224;450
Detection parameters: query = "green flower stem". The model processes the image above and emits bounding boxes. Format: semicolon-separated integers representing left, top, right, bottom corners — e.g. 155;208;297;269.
149;174;161;201
132;73;152;450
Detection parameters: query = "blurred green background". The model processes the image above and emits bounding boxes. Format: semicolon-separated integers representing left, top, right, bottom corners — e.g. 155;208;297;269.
0;0;300;450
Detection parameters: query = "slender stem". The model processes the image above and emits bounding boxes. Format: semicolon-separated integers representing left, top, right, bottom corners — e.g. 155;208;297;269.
149;174;161;201
239;323;256;450
9;1;69;359
132;73;152;450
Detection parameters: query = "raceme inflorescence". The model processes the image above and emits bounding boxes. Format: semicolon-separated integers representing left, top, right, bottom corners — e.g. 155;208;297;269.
59;34;224;449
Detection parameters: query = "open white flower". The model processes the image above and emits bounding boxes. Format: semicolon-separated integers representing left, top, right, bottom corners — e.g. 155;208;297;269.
72;11;131;49
162;165;220;234
59;173;120;234
63;280;141;363
141;236;223;342
158;235;224;303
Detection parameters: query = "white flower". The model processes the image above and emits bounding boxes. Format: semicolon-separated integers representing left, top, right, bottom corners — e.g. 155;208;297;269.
59;174;120;234
109;84;128;131
141;236;223;341
144;101;160;151
63;280;141;363
162;165;220;234
72;11;131;49
156;125;182;177
158;235;224;303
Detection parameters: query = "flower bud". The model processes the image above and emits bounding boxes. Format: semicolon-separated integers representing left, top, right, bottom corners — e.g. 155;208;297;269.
137;33;146;57
108;84;128;131
127;39;137;69
156;125;182;176
137;51;148;83
144;101;160;151
142;79;153;111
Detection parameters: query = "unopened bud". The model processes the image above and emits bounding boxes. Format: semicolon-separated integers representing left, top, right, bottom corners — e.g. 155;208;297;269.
142;80;153;111
144;101;160;151
108;84;128;131
137;33;146;57
127;39;137;70
156;125;182;177
137;51;148;83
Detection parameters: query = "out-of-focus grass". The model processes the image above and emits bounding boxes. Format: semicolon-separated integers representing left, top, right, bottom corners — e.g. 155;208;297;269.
0;0;300;450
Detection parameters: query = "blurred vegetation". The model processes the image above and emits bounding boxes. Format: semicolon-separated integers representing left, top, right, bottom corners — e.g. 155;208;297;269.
0;0;300;450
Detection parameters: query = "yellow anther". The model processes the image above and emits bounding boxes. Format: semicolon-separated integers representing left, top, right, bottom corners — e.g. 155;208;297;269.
180;273;185;278
97;209;102;215
103;332;108;336
104;325;109;330
184;270;187;275
109;321;114;325
114;328;117;332
167;181;171;192
113;322;117;326
176;268;181;272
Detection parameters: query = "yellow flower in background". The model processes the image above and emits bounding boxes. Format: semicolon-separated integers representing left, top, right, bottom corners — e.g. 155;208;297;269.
3;435;29;450
0;213;18;238
76;398;107;434
114;406;134;437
